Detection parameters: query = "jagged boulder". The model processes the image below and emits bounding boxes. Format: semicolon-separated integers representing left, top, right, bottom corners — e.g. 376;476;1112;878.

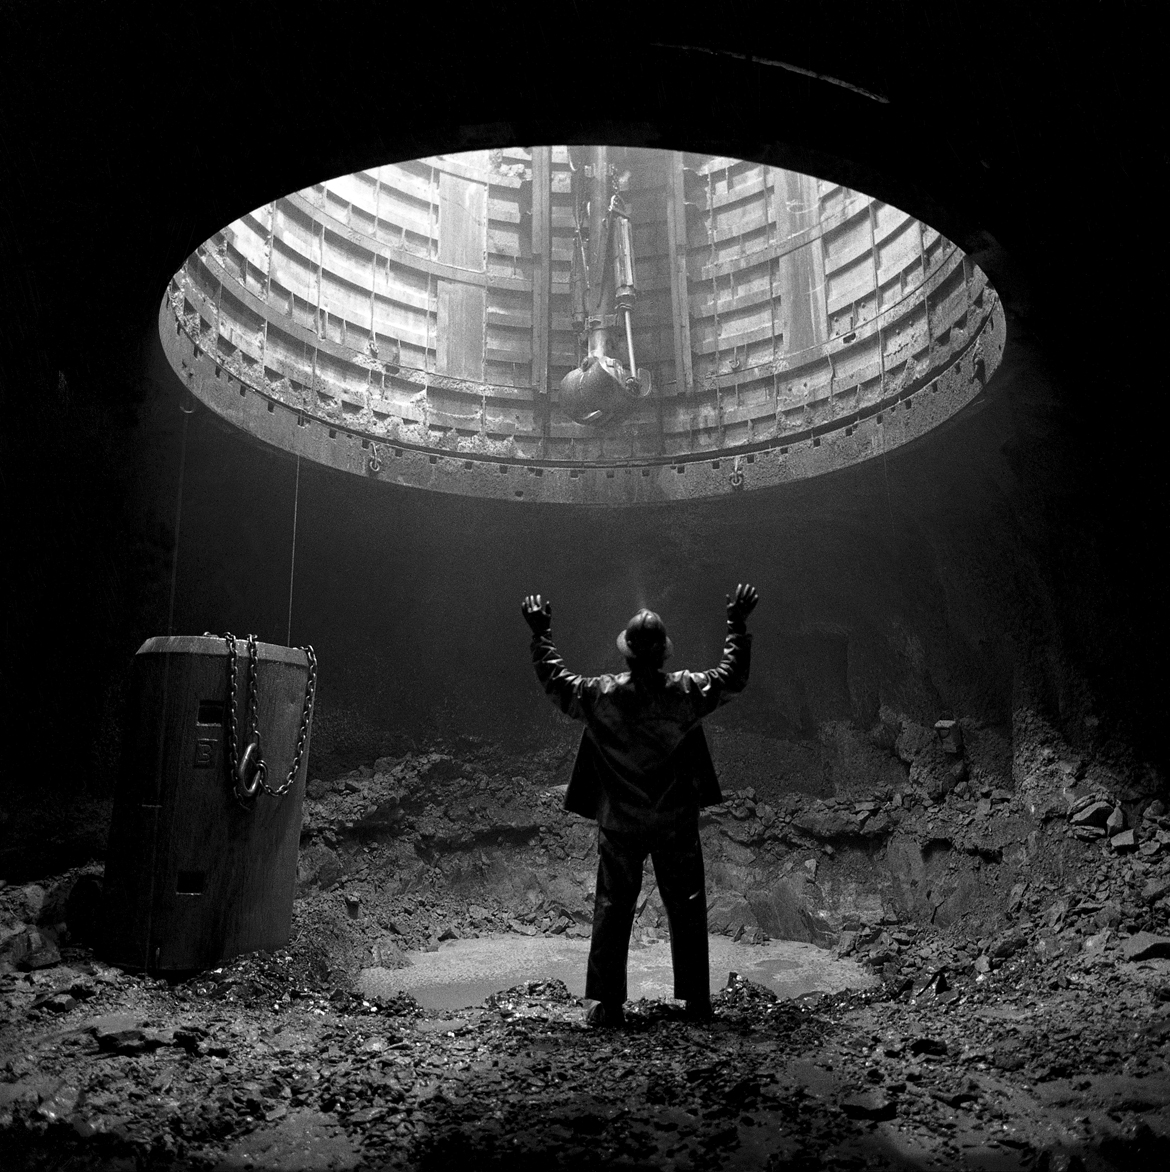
895;720;936;766
792;803;857;839
355;796;406;833
706;893;759;937
1070;801;1112;829
297;843;342;894
895;718;957;800
370;937;412;969
747;881;836;947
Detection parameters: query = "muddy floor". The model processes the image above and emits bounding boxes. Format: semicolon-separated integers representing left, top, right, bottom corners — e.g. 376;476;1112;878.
4;717;1170;1169
2;941;1169;1170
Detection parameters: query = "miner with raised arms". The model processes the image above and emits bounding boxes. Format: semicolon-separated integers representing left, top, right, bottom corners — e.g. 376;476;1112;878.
521;584;758;1027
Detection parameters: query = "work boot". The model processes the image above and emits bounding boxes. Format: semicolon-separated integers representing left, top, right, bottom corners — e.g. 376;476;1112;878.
585;1000;625;1028
684;996;712;1021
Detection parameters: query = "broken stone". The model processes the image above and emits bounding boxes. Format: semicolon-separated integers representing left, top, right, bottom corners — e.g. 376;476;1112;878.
173;1025;209;1053
36;1081;82;1123
1142;876;1170;904
92;1016;150;1054
1092;901;1123;929
912;970;948;998
992;1044;1026;1071
1084;928;1112;953
1121;932;1170;962
1110;830;1136;852
994;930;1029;958
909;1037;948;1057
30;991;77;1013
1106;806;1126;834
15;927;60;969
840;1090;896;1121
1070;801;1112;828
370;938;411;969
793;807;855;838
18;884;47;921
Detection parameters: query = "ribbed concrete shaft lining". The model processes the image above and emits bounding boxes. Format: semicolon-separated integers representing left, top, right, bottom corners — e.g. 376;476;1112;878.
161;146;1004;505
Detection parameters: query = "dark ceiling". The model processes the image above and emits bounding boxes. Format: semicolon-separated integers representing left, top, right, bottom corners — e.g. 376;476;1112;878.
1;3;1158;427
0;1;1164;795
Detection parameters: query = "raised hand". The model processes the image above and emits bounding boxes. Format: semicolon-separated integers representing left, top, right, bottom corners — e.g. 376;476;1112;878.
521;593;552;635
726;583;759;623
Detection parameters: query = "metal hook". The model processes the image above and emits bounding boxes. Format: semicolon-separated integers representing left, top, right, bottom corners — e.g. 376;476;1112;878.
235;739;263;801
729;456;745;492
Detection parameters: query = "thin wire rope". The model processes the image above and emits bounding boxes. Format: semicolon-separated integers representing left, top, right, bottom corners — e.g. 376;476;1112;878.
287;453;300;647
166;405;190;637
880;423;897;545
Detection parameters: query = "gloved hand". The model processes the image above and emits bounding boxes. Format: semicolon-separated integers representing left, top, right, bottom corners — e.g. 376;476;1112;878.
521;594;552;636
726;583;759;624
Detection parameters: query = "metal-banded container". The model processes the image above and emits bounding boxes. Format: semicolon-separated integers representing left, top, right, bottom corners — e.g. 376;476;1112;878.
101;635;316;972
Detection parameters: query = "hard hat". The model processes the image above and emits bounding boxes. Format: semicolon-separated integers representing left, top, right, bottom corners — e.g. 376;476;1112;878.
616;609;673;662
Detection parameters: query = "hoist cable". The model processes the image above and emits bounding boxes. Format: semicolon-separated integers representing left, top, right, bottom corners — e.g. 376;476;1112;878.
287;453;301;647
880;423;897;545
166;403;190;638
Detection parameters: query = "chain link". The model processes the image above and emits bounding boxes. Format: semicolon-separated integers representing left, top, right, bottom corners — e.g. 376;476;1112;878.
245;632;261;760
259;644;317;797
221;633;316;806
223;632;259;806
223;632;242;796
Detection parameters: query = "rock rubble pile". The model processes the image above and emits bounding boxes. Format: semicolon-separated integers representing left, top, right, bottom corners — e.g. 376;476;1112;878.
3;707;1170;1167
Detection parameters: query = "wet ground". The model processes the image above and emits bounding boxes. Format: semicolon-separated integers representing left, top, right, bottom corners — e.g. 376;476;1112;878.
5;732;1170;1167
358;934;874;1010
3;934;1170;1171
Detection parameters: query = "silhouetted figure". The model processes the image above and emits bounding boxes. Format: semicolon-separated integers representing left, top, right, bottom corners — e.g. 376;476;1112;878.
522;585;758;1026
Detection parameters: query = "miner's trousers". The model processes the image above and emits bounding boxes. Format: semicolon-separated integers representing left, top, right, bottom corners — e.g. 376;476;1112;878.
585;819;708;1007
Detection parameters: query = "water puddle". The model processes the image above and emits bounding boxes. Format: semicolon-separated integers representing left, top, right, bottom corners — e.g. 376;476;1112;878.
358;933;874;1010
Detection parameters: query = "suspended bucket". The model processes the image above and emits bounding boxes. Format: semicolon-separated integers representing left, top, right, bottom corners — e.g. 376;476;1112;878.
100;635;316;973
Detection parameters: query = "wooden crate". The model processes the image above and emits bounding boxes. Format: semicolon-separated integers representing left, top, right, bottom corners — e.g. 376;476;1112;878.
100;636;313;973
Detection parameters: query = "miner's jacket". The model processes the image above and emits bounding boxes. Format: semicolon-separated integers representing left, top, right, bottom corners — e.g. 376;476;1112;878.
530;620;752;833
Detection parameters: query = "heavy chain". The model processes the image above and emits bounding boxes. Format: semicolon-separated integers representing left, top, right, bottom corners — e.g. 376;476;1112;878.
261;644;317;797
222;633;316;806
224;631;240;779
